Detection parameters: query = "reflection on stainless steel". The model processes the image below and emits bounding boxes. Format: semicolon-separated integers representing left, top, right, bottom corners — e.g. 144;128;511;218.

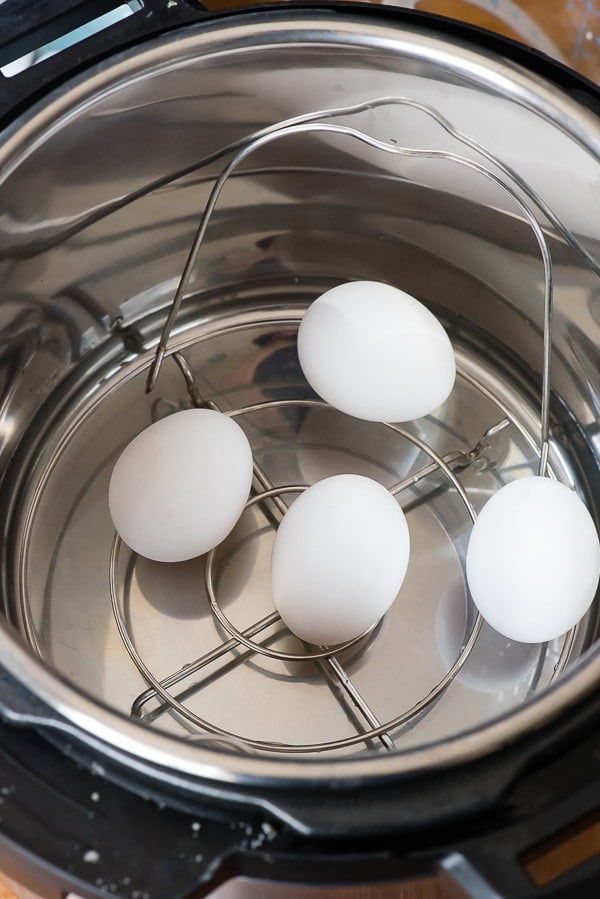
126;87;569;756
144;96;558;474
111;401;486;754
128;418;502;720
0;14;600;787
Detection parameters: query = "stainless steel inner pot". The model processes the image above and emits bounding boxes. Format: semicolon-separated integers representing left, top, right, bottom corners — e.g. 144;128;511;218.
1;8;600;800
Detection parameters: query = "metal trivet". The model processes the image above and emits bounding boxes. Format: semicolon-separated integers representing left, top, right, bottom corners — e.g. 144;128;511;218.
108;96;587;755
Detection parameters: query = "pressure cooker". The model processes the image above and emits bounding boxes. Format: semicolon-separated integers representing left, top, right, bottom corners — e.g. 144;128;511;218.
1;1;600;897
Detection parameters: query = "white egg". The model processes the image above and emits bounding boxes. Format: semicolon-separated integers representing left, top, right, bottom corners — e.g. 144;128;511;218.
466;476;600;643
271;474;410;645
109;408;253;562
297;280;456;422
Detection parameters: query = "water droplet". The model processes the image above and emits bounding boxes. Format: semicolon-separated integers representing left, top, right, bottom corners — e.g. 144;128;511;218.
261;822;276;840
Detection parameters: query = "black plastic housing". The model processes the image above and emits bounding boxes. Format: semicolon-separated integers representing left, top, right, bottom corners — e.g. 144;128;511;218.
1;3;600;897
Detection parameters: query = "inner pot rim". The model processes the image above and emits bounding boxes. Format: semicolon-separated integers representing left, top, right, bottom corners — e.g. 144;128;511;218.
2;626;600;787
1;7;600;789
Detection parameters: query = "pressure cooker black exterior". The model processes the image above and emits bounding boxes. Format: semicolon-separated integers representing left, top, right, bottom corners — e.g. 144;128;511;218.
2;3;600;897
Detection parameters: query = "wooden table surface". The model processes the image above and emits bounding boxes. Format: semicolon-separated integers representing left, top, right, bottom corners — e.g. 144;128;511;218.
0;878;455;898
1;1;599;898
0;876;457;898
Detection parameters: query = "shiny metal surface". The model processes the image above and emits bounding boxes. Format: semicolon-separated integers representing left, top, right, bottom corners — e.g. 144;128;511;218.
6;304;583;755
1;11;600;793
111;401;486;755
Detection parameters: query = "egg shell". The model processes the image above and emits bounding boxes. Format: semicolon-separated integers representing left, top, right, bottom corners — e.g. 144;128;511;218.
297;280;456;422
109;408;253;562
271;474;410;645
466;476;600;643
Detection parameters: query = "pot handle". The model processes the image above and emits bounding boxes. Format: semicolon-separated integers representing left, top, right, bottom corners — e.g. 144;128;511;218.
441;755;600;899
0;0;209;126
443;837;600;899
442;851;600;899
